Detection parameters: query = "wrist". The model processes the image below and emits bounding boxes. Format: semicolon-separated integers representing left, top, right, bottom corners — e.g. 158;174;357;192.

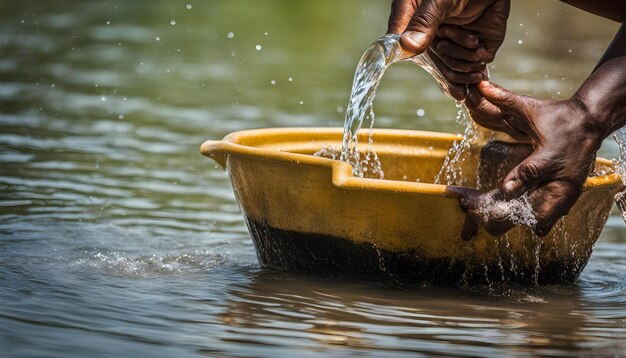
568;91;611;148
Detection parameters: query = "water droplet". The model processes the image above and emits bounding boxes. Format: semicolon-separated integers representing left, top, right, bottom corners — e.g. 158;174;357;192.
186;4;192;9
336;106;344;113
518;40;523;44
270;80;276;85
155;36;161;41
416;108;425;117
264;32;268;36
255;44;262;51
568;49;573;53
170;19;176;26
226;32;234;39
118;114;124;120
106;21;110;25
100;96;106;102
299;100;304;105
288;77;293;82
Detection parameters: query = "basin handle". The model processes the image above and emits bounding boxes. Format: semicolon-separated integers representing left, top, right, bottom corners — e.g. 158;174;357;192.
200;140;229;169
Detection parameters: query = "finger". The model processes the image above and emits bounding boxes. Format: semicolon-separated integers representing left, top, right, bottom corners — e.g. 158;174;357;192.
477;0;510;53
437;25;479;49
477;81;528;119
461;215;478;241
447;82;469;101
528;181;583;236
466;86;507;129
500;154;549;200
387;0;418;34
429;51;487;85
466;190;516;237
465;86;531;142
451;186;481;241
400;0;447;54
466;85;504;118
435;41;493;63
437;53;487;73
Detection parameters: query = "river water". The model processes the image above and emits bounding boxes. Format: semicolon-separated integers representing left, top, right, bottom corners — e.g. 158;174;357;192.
1;1;625;357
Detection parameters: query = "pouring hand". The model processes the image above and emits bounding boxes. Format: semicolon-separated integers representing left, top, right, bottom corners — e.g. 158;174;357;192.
387;0;510;100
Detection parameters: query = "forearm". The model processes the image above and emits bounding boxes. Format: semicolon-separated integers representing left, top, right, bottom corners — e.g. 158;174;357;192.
560;0;626;22
574;59;626;139
573;22;626;138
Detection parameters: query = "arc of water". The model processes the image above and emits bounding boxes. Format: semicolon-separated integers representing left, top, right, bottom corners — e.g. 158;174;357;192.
340;34;453;177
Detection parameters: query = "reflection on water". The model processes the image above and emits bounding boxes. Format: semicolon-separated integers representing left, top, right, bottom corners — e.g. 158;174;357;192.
0;0;625;357
219;268;626;357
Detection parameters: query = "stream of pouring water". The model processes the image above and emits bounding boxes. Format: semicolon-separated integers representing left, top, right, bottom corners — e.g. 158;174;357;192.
339;34;453;178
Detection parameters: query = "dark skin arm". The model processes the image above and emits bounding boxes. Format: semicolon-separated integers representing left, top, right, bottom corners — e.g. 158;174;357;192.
560;0;626;22
461;21;626;238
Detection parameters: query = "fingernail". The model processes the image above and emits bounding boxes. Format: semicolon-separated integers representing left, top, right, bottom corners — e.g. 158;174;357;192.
406;31;428;48
503;180;514;190
503;180;520;197
477;46;489;58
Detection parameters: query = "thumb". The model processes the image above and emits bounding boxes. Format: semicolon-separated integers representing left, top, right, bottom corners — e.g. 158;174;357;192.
387;0;417;34
400;0;447;54
500;154;547;200
477;81;527;118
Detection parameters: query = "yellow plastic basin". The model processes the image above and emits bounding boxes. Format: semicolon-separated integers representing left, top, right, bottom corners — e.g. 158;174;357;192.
201;127;622;285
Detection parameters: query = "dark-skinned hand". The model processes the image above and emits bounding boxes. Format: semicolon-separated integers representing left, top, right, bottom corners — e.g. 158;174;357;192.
387;0;510;99
460;81;604;239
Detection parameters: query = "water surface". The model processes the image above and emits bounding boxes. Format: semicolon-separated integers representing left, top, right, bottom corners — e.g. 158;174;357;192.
1;1;625;357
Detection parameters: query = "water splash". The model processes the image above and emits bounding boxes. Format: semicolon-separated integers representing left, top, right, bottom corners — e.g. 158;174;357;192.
613;129;626;222
434;101;482;186
340;34;452;178
314;145;341;160
72;250;227;277
478;194;538;229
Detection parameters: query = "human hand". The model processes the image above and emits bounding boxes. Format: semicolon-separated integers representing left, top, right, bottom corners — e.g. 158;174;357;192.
387;0;510;99
461;81;604;239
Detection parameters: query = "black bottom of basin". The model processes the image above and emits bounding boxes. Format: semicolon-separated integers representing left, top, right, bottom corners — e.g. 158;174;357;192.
245;218;584;286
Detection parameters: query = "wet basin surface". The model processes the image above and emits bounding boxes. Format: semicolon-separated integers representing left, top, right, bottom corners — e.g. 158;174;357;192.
1;1;625;357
